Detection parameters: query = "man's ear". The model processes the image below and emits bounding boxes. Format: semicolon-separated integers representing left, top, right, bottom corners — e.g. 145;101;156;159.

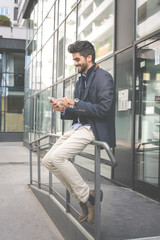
87;55;92;63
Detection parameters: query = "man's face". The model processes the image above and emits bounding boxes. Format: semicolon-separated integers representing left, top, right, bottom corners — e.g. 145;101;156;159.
72;52;89;74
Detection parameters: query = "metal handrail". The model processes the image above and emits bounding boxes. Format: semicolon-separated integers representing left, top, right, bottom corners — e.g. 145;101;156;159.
29;133;117;240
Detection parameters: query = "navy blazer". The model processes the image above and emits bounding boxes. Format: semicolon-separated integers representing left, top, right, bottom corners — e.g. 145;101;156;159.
61;65;116;148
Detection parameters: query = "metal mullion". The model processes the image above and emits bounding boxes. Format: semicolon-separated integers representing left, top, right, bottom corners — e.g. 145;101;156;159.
131;0;137;190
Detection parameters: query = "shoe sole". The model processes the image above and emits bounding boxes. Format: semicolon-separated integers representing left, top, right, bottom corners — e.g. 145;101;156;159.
78;215;88;223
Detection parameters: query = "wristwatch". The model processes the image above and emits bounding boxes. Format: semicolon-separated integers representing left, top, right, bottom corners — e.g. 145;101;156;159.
74;98;80;106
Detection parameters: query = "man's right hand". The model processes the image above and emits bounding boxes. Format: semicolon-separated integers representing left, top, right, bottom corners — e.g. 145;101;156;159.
49;98;65;112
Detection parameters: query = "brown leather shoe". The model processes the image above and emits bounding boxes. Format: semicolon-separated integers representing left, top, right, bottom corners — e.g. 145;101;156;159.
78;202;88;223
86;190;103;224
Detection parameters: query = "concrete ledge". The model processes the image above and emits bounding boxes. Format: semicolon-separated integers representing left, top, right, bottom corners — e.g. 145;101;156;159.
30;185;94;240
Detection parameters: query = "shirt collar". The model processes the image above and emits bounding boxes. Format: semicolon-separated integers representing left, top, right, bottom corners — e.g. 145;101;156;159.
81;63;96;81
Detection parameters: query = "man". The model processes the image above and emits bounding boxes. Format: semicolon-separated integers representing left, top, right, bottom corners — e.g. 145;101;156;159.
42;40;115;224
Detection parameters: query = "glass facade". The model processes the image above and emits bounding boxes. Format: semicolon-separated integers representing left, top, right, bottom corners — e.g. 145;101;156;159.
135;37;160;186
24;0;160;201
24;0;114;142
136;0;160;39
0;52;25;133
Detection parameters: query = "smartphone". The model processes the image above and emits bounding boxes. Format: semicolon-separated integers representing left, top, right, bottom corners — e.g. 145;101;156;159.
48;97;62;108
48;97;56;102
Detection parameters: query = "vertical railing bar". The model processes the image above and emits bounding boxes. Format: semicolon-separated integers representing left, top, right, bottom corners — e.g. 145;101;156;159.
37;140;41;189
66;190;70;213
49;135;53;194
29;143;33;185
95;145;101;240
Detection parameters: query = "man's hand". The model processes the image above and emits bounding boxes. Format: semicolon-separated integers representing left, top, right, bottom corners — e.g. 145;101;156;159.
56;97;75;108
49;98;65;112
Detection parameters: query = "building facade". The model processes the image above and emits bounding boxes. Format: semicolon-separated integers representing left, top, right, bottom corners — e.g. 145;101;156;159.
22;0;160;201
0;0;26;141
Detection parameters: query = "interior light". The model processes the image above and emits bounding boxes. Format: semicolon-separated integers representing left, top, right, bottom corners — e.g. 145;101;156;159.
143;73;150;81
156;73;160;81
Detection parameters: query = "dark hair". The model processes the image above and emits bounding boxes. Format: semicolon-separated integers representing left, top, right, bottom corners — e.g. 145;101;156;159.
68;40;95;63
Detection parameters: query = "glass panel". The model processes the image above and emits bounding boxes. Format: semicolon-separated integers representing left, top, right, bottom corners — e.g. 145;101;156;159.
135;40;160;185
36;52;41;91
65;9;76;77
78;0;114;60
39;88;52;136
56;82;63;134
33;34;37;58
29;97;35;142
32;58;36;92
52;85;56;133
24;98;30;141
25;63;33;97
53;31;57;83
41;37;53;89
136;0;160;39
25;41;32;66
34;3;38;33
57;24;64;79
59;0;65;24
66;0;77;15
55;1;58;29
43;0;53;20
37;26;42;52
63;76;75;132
99;57;113;76
42;5;54;46
37;0;43;28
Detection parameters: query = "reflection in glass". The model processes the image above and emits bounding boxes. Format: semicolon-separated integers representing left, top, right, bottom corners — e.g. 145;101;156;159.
42;5;54;46
39;88;52;136
37;0;43;28
43;0;53;20
99;57;113;77
78;0;114;60
56;83;63;134
36;52;41;91
66;0;77;15
136;0;160;39
64;76;75;132
41;37;53;89
135;40;160;185
59;0;65;24
53;31;57;83
65;10;76;77
58;24;64;79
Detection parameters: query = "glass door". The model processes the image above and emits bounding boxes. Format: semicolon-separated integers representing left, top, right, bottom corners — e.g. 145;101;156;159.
135;38;160;201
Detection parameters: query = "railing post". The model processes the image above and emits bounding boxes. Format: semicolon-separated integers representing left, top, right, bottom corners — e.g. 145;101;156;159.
66;190;70;213
29;143;33;185
49;135;52;194
95;145;101;240
37;139;41;189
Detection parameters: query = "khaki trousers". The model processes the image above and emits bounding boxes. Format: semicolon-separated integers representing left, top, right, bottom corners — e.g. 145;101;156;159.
42;125;95;203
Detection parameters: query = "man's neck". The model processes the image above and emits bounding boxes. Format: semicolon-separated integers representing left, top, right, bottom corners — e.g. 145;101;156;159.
83;63;94;75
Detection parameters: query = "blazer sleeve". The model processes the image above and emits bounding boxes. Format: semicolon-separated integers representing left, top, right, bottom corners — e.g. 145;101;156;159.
75;71;114;119
61;107;78;120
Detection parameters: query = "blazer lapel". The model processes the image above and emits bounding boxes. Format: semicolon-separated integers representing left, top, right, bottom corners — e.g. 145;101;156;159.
83;64;99;100
83;70;95;100
77;76;83;99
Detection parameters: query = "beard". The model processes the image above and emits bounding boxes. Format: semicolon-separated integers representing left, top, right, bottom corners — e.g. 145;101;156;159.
77;63;88;74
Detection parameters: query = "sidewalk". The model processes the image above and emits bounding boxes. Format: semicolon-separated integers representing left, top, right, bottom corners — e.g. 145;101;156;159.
0;142;64;240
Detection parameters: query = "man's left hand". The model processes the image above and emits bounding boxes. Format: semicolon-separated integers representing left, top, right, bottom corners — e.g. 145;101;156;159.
57;97;75;108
